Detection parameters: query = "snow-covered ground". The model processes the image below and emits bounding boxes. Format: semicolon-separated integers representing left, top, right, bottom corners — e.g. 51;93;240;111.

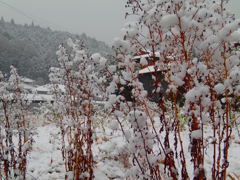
27;124;121;180
25;117;240;180
27;125;65;180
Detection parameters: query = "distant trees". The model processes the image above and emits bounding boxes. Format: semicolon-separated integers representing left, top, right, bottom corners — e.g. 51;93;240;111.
0;16;4;22
0;19;111;84
10;18;14;25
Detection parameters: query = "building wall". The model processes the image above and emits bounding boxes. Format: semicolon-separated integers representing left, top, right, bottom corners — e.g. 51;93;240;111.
138;71;168;102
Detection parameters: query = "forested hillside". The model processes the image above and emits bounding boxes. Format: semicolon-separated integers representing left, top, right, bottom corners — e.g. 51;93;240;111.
0;18;111;84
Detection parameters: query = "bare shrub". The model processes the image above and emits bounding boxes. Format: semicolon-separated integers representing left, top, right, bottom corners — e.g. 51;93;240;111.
0;66;34;180
104;0;240;179
49;39;107;179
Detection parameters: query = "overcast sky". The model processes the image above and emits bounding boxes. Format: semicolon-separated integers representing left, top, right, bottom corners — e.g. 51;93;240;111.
0;0;239;44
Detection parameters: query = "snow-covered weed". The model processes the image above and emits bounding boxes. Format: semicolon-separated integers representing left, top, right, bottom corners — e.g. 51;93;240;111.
104;0;240;179
0;67;34;180
49;39;108;180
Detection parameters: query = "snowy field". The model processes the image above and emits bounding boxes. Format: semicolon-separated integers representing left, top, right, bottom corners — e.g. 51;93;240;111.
26;116;240;180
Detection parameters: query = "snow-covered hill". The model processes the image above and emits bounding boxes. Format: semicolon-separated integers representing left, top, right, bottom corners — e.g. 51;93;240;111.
0;18;111;84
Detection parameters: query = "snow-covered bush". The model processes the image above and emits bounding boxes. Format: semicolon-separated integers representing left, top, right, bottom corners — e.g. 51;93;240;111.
0;66;34;180
49;39;108;180
105;0;240;179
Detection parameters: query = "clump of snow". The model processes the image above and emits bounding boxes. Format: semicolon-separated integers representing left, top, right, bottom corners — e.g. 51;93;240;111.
191;129;202;140
214;83;225;94
140;57;148;66
108;65;117;74
91;53;102;62
121;21;139;38
160;14;178;29
128;110;147;129
234;85;240;96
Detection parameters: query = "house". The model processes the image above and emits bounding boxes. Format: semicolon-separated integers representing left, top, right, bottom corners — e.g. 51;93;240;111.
27;84;65;103
33;84;51;95
33;84;65;95
20;77;36;93
133;51;168;102
117;51;168;102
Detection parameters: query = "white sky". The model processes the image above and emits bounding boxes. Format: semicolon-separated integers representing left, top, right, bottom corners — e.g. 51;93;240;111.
0;0;239;44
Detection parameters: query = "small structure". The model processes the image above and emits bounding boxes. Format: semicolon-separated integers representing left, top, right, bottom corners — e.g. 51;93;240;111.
132;50;161;68
117;51;169;102
34;84;51;95
133;51;168;102
30;84;65;103
20;77;36;93
33;84;65;94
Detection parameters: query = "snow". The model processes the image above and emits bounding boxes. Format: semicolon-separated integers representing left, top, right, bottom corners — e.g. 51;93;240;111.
25;117;240;180
27;125;65;180
33;84;65;93
3;93;105;104
108;65;117;74
99;57;107;68
121;22;139;38
140;57;148;66
21;77;35;83
20;83;36;91
191;129;202;140
2;0;240;179
26;94;53;102
1;93;53;102
229;66;240;82
160;14;179;29
91;53;102;62
235;85;240;96
132;51;161;60
138;65;160;74
214;83;225;94
34;84;51;93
